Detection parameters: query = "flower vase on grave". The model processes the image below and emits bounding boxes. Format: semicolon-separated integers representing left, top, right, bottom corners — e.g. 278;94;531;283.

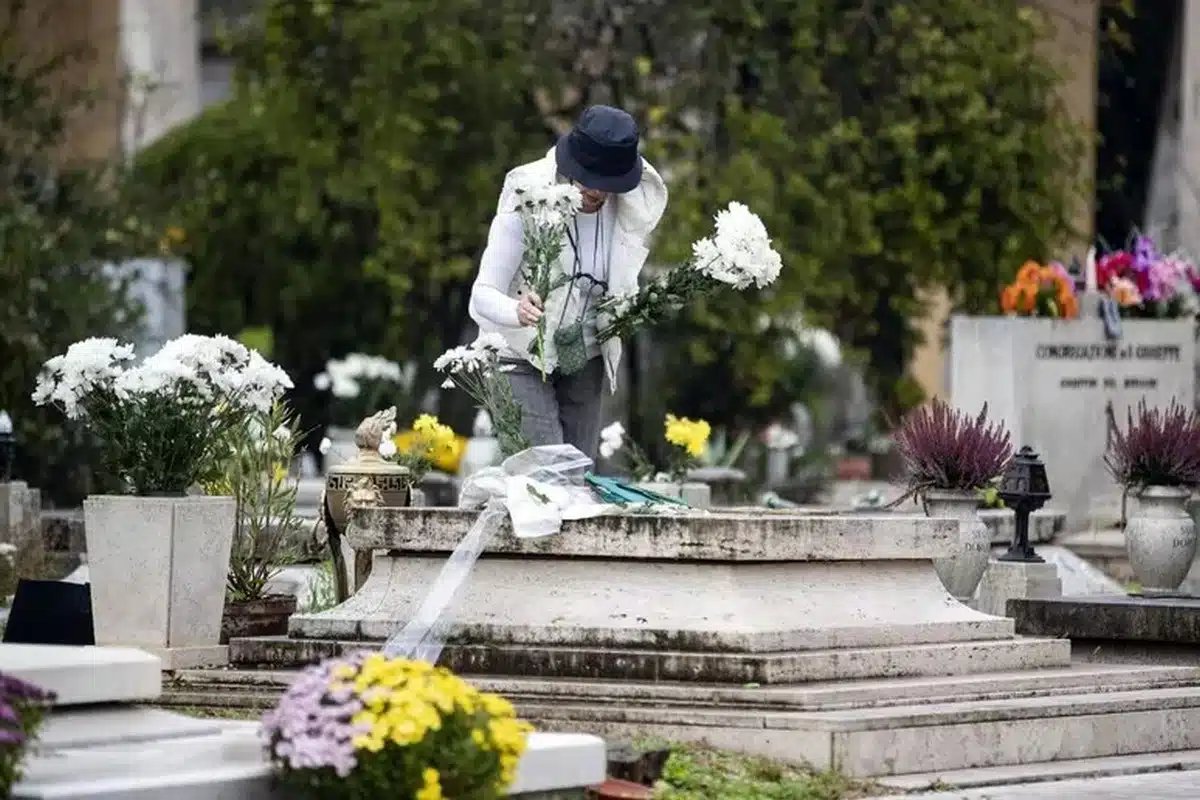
323;409;423;595
925;490;993;602
1125;486;1198;594
32;336;293;670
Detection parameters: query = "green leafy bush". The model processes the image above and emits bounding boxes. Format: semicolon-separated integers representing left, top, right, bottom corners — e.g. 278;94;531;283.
1;2;162;504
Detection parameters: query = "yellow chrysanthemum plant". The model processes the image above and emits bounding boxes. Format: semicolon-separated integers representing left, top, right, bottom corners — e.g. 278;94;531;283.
262;653;533;799
664;414;711;481
388;414;464;485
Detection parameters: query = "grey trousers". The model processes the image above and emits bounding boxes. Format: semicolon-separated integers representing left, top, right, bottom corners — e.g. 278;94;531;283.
504;356;605;462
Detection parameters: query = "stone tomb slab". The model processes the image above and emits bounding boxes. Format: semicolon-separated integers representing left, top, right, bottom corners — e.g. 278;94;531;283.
268;510;1071;682
1011;595;1200;644
0;644;161;706
949;316;1195;528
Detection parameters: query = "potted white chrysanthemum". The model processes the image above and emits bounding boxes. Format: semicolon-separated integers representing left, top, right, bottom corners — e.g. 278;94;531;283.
33;334;292;666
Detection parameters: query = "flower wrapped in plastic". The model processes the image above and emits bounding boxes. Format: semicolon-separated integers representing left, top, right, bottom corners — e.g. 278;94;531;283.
32;334;293;495
597;201;783;342
261;653;532;800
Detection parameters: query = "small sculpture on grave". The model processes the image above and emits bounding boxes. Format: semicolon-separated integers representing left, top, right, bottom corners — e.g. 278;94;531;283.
353;406;398;459
322;406;415;601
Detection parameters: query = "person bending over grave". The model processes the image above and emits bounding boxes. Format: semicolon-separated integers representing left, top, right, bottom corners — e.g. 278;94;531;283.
468;105;668;462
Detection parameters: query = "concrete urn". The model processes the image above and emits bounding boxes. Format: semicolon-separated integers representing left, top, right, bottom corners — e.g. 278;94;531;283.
1126;485;1197;594
324;408;414;534
925;490;991;603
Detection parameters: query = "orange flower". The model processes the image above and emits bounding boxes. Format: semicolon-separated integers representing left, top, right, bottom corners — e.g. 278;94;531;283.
1017;283;1037;313
1015;261;1041;285
1000;284;1020;313
1037;266;1059;285
1060;293;1079;319
1110;277;1142;307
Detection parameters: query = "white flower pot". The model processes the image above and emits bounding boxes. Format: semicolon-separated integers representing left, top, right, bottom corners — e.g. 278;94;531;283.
83;494;236;668
634;481;712;509
925;490;991;602
1126;486;1197;594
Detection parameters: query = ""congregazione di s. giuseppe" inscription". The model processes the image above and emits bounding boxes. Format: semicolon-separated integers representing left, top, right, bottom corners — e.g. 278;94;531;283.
1035;343;1182;361
1037;342;1182;391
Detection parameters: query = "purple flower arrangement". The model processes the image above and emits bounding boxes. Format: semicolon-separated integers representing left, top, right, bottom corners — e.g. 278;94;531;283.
0;672;55;795
894;400;1013;496
1105;400;1200;490
1094;233;1199;318
261;652;532;799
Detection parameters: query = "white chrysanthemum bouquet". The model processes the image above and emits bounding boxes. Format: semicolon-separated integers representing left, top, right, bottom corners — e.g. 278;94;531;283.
511;182;583;379
32;334;293;496
434;334;530;458
597;202;783;342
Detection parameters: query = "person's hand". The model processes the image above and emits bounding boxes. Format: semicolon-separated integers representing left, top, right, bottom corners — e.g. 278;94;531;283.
517;292;544;327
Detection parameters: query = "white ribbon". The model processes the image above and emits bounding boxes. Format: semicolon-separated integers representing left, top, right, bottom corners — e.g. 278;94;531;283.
381;444;612;662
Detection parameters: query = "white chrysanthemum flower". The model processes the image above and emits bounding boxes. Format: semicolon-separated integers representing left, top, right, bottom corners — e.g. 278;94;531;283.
433;343;493;374
318;437;332;455
313;372;332;391
513;182;583;228
32;337;136;418
691;202;783;290
763;423;801;451
598;422;625;459
378;439;397;458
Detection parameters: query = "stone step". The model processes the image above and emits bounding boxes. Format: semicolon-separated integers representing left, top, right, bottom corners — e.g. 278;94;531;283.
17;717;603;799
877;749;1200;792
229;634;1071;684
164;663;1200;713
522;684;1200;776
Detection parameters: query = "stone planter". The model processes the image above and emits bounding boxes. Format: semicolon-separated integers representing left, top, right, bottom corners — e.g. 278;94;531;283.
83;494;235;668
925;490;991;602
1126;485;1197;594
634;481;711;509
220;594;298;644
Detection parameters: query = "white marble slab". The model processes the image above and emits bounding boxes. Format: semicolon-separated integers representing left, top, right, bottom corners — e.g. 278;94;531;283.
0;644;161;706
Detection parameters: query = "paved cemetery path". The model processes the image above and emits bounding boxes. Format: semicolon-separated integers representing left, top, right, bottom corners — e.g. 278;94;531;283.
881;769;1200;799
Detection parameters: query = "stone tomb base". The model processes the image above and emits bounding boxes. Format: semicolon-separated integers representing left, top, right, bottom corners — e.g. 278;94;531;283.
243;510;1069;683
224;508;1200;783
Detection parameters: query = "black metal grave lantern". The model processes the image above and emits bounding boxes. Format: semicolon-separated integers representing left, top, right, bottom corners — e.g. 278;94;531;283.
997;446;1052;563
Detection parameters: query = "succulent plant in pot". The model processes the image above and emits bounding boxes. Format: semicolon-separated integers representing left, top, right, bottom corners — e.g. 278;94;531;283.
1105;400;1200;594
895;400;1013;601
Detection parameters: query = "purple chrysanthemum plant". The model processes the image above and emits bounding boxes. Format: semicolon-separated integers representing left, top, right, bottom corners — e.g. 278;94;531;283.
0;672;55;795
894;400;1014;499
1105;399;1200;491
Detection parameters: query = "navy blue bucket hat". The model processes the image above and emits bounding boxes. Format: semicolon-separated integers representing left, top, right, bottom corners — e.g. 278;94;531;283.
555;105;644;194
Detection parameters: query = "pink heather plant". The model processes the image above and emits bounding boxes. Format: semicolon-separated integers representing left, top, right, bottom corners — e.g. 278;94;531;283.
0;673;55;795
894;400;1013;496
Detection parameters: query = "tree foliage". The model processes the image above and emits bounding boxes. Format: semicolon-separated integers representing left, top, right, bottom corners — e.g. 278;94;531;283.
634;0;1087;416
138;0;557;437
0;1;157;503
140;0;1090;437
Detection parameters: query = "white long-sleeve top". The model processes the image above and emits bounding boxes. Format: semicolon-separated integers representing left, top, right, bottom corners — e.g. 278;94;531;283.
467;148;668;392
470;201;616;362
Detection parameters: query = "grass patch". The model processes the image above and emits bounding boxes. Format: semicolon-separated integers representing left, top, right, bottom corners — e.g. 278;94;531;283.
652;743;881;799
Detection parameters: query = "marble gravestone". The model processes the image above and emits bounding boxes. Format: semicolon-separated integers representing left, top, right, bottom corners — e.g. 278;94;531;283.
950;316;1195;528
